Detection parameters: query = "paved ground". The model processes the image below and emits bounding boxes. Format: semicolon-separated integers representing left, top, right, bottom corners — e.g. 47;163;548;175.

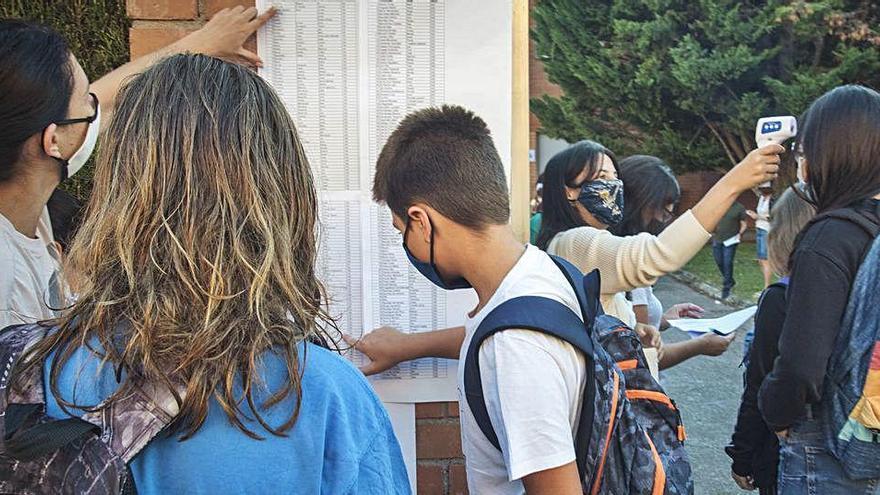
653;276;754;495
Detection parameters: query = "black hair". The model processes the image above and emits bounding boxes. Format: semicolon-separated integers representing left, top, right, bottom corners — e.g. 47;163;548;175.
795;84;880;213
0;20;74;182
536;140;618;249
610;155;680;237
46;188;83;250
373;105;509;228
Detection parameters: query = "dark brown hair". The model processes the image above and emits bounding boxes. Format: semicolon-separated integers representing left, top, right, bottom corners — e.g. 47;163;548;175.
536;140;618;249
372;105;509;228
795;84;880;213
16;54;333;440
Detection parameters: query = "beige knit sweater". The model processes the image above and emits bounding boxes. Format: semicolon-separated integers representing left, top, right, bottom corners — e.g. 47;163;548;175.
547;210;711;327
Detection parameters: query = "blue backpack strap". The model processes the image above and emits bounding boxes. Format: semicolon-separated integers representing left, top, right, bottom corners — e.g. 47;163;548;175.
547;255;604;322
463;296;595;467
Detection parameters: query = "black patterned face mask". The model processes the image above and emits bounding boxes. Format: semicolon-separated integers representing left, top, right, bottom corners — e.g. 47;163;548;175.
577;179;625;227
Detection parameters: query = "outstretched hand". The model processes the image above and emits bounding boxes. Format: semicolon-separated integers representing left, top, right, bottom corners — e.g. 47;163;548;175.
723;144;784;193
342;326;409;376
178;6;277;67
664;303;704;321
697;332;735;356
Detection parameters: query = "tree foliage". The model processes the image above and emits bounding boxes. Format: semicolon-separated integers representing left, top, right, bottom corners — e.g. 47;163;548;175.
531;0;880;172
1;0;129;199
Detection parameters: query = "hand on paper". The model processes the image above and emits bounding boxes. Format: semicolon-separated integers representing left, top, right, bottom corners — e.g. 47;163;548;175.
177;6;277;67
731;471;756;491
343;326;409;376
663;303;704;321
697;332;735;356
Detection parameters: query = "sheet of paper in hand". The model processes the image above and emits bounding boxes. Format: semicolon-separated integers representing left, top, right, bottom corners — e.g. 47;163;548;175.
723;234;741;247
667;305;757;338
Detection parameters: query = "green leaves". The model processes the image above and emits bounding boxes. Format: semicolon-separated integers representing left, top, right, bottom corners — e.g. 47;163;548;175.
1;0;129;200
532;0;880;173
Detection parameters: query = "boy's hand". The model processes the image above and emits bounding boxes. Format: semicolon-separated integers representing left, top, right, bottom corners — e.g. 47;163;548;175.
343;326;410;376
176;6;277;67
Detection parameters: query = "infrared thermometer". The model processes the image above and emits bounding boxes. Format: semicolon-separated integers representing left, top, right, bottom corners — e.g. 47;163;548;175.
755;116;797;187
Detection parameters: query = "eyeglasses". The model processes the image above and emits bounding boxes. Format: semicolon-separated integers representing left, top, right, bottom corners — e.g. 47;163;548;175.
55;93;99;126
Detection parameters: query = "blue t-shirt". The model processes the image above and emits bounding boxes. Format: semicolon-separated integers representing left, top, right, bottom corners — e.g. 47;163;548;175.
43;342;410;494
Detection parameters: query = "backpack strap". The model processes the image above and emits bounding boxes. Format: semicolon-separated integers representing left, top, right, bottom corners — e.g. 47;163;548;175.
1;323;179;466
810;208;880;238
463;255;603;480
463;296;595;478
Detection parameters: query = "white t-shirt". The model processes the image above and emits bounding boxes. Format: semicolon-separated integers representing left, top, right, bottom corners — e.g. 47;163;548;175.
457;245;587;494
0;210;64;329
756;195;771;232
630;286;663;329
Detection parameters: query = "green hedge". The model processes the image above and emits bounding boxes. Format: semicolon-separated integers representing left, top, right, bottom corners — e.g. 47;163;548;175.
1;0;130;200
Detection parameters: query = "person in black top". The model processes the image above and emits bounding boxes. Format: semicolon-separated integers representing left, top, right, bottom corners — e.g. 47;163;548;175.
756;85;880;494
727;189;815;494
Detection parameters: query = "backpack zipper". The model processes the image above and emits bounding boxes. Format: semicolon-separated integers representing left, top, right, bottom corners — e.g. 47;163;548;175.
625;390;687;442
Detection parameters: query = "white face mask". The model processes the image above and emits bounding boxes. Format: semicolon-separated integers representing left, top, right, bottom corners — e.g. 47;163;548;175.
62;104;100;179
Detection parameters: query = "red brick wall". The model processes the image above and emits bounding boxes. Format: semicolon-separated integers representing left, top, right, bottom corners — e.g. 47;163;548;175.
126;2;468;493
676;171;758;239
416;402;468;495
128;0;255;59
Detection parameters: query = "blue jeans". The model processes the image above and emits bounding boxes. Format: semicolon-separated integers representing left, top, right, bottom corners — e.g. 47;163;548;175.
778;417;880;494
756;228;769;260
712;241;738;292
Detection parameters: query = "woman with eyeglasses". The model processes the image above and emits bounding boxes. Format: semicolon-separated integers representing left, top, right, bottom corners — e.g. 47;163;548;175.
0;7;274;330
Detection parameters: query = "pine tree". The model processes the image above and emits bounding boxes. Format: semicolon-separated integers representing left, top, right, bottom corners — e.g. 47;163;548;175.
531;0;880;172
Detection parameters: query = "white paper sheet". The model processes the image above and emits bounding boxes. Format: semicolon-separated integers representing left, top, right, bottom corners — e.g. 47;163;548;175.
384;403;417;493
257;0;512;403
668;306;757;337
723;234;741;247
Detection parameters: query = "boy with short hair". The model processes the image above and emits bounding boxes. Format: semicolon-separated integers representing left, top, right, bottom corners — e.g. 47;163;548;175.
370;105;585;494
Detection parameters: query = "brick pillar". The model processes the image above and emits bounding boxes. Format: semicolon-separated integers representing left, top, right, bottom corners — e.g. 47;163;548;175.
127;0;256;59
416;402;468;495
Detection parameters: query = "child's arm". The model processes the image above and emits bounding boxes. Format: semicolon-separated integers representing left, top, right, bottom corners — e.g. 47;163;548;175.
91;6;276;129
658;332;734;370
345;326;465;375
522;462;582;494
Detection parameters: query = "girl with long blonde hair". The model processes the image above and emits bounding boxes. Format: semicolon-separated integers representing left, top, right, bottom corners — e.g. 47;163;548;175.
9;54;409;494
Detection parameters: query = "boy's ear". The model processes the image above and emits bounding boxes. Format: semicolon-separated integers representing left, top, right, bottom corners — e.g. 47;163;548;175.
407;205;433;244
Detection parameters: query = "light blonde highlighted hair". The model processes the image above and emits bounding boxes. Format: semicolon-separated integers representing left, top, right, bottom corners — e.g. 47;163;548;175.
16;54;333;439
768;188;816;277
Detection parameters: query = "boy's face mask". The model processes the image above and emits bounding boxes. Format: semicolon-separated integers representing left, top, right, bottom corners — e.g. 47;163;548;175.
402;216;471;290
577;179;625;227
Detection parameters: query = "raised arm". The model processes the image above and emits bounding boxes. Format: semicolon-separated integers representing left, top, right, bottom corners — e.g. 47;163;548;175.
91;6;276;129
551;145;781;294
